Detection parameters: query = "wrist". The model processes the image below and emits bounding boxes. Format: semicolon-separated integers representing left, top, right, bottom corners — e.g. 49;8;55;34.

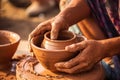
56;0;91;27
99;37;120;57
53;15;70;29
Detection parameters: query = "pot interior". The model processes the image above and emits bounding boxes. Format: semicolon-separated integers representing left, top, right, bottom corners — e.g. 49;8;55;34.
0;31;20;45
46;31;74;40
32;34;44;48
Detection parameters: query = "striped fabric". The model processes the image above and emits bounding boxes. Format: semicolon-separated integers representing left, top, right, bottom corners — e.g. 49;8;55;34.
86;0;120;80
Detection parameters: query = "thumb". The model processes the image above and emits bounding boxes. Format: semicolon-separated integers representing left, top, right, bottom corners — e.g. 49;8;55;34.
65;41;87;52
51;21;60;40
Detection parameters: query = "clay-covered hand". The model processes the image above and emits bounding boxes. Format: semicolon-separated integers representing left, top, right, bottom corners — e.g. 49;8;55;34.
28;16;69;51
55;40;107;74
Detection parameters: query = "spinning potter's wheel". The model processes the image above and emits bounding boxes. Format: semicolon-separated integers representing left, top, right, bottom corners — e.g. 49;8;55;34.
16;56;105;80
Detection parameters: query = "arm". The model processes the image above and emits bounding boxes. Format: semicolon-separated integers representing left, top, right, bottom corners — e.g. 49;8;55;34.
100;36;120;56
77;15;107;40
56;0;91;27
29;0;91;41
50;0;91;39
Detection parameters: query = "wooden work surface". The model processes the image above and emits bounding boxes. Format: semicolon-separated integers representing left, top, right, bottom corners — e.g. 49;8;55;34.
16;56;105;80
0;70;16;80
0;54;27;80
0;61;17;80
0;55;105;80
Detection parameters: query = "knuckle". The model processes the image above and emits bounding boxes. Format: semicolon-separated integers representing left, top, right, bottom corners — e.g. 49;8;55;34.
28;34;31;37
82;62;90;69
64;61;72;68
52;22;57;27
71;44;77;47
80;57;86;61
84;62;89;67
69;58;77;64
67;70;75;74
65;59;78;69
64;63;71;68
36;24;43;29
28;34;32;40
87;66;92;70
83;66;92;72
71;44;80;51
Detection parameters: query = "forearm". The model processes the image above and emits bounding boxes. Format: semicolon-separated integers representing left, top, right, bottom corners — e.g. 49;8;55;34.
56;0;91;26
78;15;107;40
100;37;120;57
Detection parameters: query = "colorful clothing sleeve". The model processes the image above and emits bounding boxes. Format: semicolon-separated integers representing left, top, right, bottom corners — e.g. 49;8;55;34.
86;0;120;80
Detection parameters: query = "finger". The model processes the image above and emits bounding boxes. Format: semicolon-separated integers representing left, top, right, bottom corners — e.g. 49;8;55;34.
55;58;79;69
29;19;52;40
30;24;50;39
28;21;51;52
56;62;91;74
65;41;87;52
51;22;60;40
28;26;42;43
28;43;33;52
28;34;33;52
28;30;40;52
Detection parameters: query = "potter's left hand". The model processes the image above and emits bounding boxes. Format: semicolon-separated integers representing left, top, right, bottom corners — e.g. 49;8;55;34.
55;40;107;74
28;16;69;52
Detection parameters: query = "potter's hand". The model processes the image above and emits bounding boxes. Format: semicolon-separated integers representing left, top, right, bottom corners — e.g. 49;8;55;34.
28;16;69;52
55;40;107;74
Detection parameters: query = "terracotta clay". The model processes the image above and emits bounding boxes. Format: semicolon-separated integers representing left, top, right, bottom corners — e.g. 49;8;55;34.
0;30;20;64
41;31;80;50
30;31;86;72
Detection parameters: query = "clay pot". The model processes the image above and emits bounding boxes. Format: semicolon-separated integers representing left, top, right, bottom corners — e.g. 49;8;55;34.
30;31;86;72
0;30;21;64
41;31;82;50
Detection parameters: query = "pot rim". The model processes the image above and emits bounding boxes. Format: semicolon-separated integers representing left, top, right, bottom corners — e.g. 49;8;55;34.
44;31;76;43
0;30;21;47
31;37;69;52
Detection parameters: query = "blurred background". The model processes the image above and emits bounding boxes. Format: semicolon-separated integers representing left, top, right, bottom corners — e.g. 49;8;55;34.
0;0;59;54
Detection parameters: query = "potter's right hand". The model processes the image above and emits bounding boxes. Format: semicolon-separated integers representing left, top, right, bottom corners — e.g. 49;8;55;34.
28;16;69;52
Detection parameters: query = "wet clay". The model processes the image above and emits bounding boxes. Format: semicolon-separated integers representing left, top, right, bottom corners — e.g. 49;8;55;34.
16;56;105;80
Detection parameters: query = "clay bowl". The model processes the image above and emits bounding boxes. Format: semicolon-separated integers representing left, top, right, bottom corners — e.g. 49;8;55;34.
30;31;86;72
0;30;21;64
